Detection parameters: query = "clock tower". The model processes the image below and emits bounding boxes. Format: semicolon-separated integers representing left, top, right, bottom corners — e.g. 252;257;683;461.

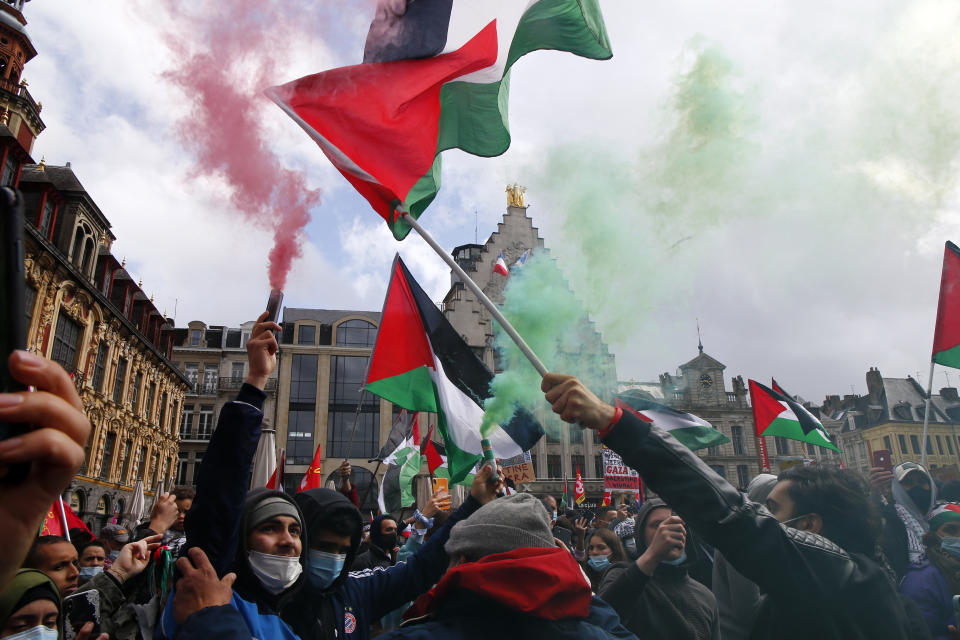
0;0;42;154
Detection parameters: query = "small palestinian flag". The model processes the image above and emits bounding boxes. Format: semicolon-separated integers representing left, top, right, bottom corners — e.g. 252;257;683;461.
749;380;841;452
365;255;543;482
933;241;960;369
929;503;960;530
377;426;424;513
494;251;509;276
268;1;612;240
616;392;730;451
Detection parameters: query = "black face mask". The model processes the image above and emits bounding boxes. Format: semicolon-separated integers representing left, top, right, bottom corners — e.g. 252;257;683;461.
379;532;398;551
906;486;931;510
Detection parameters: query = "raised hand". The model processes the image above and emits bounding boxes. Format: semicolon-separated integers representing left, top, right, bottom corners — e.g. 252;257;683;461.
541;373;617;430
245;311;281;390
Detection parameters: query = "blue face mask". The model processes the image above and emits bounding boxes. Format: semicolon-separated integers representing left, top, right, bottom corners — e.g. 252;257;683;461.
662;551;688;566
552;511;558;523
587;554;611;571
4;625;59;640
79;566;104;580
942;537;960;559
307;549;346;589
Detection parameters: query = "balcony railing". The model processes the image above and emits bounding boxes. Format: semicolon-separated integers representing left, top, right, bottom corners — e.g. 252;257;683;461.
219;377;277;391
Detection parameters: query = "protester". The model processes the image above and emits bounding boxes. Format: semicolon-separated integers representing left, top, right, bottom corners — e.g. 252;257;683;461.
351;515;399;571
176;310;506;640
0;351;91;592
892;462;938;566
583;527;627;591
599;498;719;639
613;517;637;559
22;536;79;597
136;488;193;558
335;461;359;508
377;493;639;640
77;540;107;585
901;504;960;639
594;508;618;530
712;473;777;640
0;570;60;640
100;525;131;568
542;372;913;639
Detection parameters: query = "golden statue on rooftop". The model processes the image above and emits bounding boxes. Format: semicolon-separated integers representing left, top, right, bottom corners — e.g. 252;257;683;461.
506;183;526;207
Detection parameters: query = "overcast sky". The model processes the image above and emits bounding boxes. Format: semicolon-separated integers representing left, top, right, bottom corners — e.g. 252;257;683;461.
20;0;960;404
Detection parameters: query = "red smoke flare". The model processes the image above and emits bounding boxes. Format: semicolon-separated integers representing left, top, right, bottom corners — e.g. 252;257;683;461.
162;1;320;290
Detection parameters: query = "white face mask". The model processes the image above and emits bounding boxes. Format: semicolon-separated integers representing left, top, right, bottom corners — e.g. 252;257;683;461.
247;550;302;595
5;625;59;640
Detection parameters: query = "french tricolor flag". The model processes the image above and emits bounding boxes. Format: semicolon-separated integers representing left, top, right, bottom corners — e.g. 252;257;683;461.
494;251;509;276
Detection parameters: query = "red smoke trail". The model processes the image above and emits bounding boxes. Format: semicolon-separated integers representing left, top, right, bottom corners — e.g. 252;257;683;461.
162;1;321;290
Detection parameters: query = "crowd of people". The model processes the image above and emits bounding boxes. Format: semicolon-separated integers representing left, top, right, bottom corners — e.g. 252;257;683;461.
5;312;960;639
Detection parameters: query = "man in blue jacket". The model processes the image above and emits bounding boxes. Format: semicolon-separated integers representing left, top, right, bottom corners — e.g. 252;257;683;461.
175;310;503;640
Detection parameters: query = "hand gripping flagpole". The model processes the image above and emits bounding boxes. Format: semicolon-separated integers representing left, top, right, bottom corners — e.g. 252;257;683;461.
401;211;549;480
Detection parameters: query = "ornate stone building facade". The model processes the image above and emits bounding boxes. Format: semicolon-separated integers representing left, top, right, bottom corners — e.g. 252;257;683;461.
2;1;187;532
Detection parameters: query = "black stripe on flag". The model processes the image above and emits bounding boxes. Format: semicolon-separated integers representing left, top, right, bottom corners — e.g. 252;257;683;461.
364;0;455;63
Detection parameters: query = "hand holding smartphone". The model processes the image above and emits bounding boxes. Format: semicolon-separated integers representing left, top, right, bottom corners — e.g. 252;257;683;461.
872;450;893;474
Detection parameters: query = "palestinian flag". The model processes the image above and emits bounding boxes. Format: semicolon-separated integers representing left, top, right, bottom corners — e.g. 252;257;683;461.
616;392;730;451
268;1;612;240
561;474;569;509
749;380;841;452
933;241;960;369
365;255;543;482
373;409;418;462
377;419;425;514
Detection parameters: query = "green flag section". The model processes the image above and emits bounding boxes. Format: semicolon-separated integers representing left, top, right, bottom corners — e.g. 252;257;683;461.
365;255;544;483
377;435;423;514
616;392;730;451
268;0;612;240
749;380;841;453
933;241;960;369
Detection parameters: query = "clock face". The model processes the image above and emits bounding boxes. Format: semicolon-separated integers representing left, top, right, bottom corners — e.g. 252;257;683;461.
699;373;713;389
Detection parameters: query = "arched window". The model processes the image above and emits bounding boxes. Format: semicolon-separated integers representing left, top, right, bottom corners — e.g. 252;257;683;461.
335;319;377;347
70;226;84;265
81;237;95;274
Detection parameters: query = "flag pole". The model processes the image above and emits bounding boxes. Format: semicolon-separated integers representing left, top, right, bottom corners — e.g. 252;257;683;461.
921;360;936;467
57;496;70;542
401;211;548;377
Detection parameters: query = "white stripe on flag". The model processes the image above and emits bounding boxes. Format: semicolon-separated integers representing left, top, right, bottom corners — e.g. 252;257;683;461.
442;1;539;84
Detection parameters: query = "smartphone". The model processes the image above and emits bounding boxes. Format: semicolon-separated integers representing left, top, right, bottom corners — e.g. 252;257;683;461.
266;289;283;324
63;590;100;640
0;187;27;483
873;449;893;473
431;477;449;494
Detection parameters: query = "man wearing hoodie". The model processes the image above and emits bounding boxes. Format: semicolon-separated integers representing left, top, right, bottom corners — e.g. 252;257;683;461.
178;310;502;640
541;373;912;640
889;462;938;568
350;515;399;571
598;498;719;640
377;493;638;640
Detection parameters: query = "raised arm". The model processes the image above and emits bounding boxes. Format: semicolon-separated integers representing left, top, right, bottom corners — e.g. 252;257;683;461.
183;312;279;576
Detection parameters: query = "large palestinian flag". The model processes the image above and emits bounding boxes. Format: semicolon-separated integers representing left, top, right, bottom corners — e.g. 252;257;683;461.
616;392;730;451
749;380;840;452
268;1;612;240
365;255;543;481
933;241;960;369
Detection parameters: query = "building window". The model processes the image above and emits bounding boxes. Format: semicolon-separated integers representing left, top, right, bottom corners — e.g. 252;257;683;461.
731;425;744;455
774;437;790;456
707;445;719;456
0;153;16;186
546;429;561;444
949;437;955;455
180;405;194;439
927;438;934;455
710;464;726;479
595;454;603;479
571;455;585;478
197;405;214;440
298;324;316;345
145;382;156;419
898;434;908;455
225;329;241;348
121;440;132;484
189;330;201;346
112;358;127;404
184;363;199;393
130;371;143;413
192;455;203;484
202;365;218;394
177;455;189;485
807;442;816;456
328;356;379;458
569;426;583;444
287;354;319;462
91;342;109;392
937;436;945;455
736;464;749;489
231;362;244;382
286;414;316;465
335;319;376;347
137;447;147;480
100;432;116;481
50;310;81;371
158;392;168;430
910;435;921;454
291;354;318;403
883;436;893;452
530;453;537;476
25;285;36;325
547;454;562;479
37;198;55;237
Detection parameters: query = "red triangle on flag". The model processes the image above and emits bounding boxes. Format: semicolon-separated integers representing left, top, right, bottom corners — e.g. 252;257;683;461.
748;379;788;435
